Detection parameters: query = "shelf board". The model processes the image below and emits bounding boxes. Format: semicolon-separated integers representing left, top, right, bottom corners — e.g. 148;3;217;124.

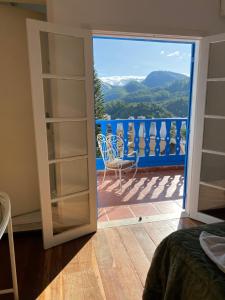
200;181;225;191
45;117;87;123
49;155;88;164
42;73;85;81
202;149;225;157
51;190;89;204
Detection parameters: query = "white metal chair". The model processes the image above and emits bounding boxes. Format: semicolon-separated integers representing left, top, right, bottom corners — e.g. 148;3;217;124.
0;193;19;300
97;134;139;190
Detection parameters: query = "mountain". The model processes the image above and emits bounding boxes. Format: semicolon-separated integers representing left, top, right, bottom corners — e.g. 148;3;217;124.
124;81;148;93
102;71;189;102
143;71;188;88
100;71;190;118
101;82;112;94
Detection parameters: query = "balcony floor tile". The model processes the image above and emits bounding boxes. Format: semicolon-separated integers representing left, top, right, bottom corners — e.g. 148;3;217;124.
97;167;184;223
130;203;161;217
105;206;134;220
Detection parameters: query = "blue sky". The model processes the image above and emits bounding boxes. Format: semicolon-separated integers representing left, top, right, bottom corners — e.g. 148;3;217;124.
93;37;192;84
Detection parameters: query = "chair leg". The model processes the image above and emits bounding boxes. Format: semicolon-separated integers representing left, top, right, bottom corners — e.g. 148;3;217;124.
8;218;19;300
119;169;122;191
132;165;138;179
102;168;106;184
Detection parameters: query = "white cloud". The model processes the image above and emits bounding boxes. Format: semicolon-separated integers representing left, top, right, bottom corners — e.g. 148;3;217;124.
100;75;145;86
167;51;180;57
160;50;165;55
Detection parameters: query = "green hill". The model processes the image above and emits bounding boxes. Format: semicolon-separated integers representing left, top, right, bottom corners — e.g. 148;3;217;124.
101;71;190;118
143;71;187;88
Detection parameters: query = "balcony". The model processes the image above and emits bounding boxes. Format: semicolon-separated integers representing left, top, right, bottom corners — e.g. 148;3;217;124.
96;118;188;170
96;118;187;224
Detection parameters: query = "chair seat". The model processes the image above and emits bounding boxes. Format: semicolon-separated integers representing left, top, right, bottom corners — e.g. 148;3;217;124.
106;158;135;169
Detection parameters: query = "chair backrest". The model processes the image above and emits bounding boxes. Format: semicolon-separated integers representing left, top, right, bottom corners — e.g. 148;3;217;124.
97;134;124;165
106;134;124;159
0;193;11;240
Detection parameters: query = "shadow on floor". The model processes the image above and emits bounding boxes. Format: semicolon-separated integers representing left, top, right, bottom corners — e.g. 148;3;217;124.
0;231;93;300
97;168;184;208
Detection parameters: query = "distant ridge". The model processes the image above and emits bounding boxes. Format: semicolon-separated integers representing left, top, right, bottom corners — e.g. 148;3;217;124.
143;71;188;88
100;70;190;118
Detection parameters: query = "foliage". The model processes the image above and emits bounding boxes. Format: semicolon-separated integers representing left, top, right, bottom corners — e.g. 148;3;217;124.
101;71;190;118
105;101;172;119
94;69;105;157
94;69;105;119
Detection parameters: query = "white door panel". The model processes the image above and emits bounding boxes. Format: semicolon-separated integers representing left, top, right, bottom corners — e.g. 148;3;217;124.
27;19;97;249
189;33;225;224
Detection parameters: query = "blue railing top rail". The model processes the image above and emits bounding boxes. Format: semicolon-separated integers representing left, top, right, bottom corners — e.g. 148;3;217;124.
96;118;188;123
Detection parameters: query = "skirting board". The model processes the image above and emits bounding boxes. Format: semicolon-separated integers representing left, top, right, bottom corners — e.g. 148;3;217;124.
12;210;42;232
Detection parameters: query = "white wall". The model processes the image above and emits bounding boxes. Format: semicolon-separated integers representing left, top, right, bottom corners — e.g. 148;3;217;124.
47;0;225;36
0;5;45;217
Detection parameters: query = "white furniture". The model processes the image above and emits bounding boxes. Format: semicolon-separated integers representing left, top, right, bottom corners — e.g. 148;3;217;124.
0;193;19;300
97;134;139;190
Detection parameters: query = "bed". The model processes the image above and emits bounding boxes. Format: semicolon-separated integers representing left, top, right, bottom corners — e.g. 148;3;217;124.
143;222;225;300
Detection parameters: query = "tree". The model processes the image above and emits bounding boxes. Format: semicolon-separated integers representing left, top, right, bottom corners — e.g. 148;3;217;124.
94;69;105;157
94;69;105;119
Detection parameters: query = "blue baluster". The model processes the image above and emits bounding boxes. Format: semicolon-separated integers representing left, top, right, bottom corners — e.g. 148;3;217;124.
111;120;117;136
101;121;107;137
183;120;188;154
123;120;129;158
165;120;171;156
176;120;182;155
144;120;151;157
134;120;140;155
154;120;161;156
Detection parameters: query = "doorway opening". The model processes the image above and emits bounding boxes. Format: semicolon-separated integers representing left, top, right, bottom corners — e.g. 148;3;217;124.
93;35;195;227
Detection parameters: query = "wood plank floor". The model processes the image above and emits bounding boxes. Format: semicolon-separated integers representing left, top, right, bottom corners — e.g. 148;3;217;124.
0;218;201;300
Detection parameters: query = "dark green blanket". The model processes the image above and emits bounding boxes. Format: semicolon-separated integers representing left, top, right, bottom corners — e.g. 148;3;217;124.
143;222;225;300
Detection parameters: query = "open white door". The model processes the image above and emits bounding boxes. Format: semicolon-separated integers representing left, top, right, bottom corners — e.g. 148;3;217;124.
27;19;97;249
189;33;225;224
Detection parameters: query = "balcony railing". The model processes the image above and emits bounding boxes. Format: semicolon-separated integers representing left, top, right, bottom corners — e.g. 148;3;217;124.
96;118;188;170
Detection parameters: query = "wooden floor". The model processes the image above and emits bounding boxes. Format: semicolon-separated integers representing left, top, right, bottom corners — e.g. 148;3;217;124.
0;218;200;300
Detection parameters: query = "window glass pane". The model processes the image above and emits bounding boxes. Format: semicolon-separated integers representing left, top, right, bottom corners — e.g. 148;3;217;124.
43;78;86;118
203;119;225;152
205;82;225;116
40;32;85;77
200;153;225;188
208;41;225;78
49;159;89;198
198;184;225;211
52;194;90;234
47;121;87;160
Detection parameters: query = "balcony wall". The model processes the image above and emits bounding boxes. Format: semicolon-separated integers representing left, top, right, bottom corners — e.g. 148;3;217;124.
96;118;188;170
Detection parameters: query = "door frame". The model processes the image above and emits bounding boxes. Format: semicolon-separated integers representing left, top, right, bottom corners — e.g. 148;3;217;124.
92;29;201;219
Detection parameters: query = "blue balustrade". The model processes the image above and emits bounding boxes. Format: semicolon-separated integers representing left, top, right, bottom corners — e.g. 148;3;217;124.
96;118;188;170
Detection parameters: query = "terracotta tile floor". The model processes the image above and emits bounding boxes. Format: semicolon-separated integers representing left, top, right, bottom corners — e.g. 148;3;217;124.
97;168;184;222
